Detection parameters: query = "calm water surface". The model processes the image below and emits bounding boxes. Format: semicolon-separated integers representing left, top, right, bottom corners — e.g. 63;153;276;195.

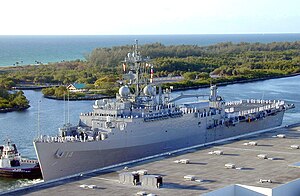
1;34;300;66
0;75;299;191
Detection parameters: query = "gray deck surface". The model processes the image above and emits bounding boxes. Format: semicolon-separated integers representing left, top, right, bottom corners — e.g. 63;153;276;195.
5;124;300;196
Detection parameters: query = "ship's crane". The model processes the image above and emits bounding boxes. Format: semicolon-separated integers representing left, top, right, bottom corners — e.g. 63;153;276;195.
169;93;209;103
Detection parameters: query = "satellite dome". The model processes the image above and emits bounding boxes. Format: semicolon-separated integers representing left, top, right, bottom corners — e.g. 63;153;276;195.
119;86;130;97
143;85;154;96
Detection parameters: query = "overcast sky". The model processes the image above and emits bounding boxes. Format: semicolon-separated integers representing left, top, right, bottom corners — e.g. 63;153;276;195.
1;0;299;35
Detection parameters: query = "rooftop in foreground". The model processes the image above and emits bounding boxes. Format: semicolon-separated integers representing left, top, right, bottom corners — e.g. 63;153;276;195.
7;123;300;196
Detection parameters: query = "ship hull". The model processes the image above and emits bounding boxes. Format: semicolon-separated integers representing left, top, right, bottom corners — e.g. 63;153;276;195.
34;111;284;181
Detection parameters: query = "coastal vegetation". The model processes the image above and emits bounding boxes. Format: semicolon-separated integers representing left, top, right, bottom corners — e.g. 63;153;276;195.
0;41;300;99
0;77;30;111
0;89;30;111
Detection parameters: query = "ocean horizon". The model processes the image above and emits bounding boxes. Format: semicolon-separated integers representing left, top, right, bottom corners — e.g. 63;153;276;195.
0;34;300;67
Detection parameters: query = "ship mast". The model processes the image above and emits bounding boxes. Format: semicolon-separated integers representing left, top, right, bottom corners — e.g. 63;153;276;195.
134;40;140;96
123;40;151;98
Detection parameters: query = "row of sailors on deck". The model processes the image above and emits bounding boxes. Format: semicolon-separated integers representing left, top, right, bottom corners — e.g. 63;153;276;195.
226;103;283;115
225;99;284;106
37;132;108;143
81;107;222;119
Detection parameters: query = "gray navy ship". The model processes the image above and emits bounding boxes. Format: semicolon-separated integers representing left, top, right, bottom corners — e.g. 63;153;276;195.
33;40;294;181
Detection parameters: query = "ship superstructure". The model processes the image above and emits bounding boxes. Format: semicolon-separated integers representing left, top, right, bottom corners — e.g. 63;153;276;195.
33;40;294;181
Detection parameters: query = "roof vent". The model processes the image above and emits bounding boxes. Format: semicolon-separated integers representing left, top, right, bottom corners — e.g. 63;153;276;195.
136;169;148;175
257;154;268;159
174;159;190;164
259;179;272;183
136;191;147;196
208;150;224;155
184;175;196;181
276;134;286;138
291;145;299;149
225;163;236;169
243;141;257;146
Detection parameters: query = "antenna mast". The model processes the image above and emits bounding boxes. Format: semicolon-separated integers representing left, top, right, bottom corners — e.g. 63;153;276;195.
63;92;66;125
67;90;70;124
123;40;151;98
37;100;41;138
135;40;140;96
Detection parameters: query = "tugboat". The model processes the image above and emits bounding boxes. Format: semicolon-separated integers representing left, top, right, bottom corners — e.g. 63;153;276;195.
0;139;42;179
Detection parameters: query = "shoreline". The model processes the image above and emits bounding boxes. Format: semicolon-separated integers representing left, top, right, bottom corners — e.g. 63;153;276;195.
171;72;300;92
43;94;113;101
0;105;30;113
13;85;60;90
42;72;300;101
24;72;300;101
3;72;300;104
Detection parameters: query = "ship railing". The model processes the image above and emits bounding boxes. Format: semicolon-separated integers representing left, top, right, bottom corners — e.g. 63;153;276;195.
225;100;243;106
35;135;96;143
144;112;168;122
35;135;65;143
231;99;285;105
143;110;183;121
132;104;175;112
180;107;198;114
80;112;94;116
194;111;213;118
226;112;239;118
169;111;183;118
237;102;286;117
